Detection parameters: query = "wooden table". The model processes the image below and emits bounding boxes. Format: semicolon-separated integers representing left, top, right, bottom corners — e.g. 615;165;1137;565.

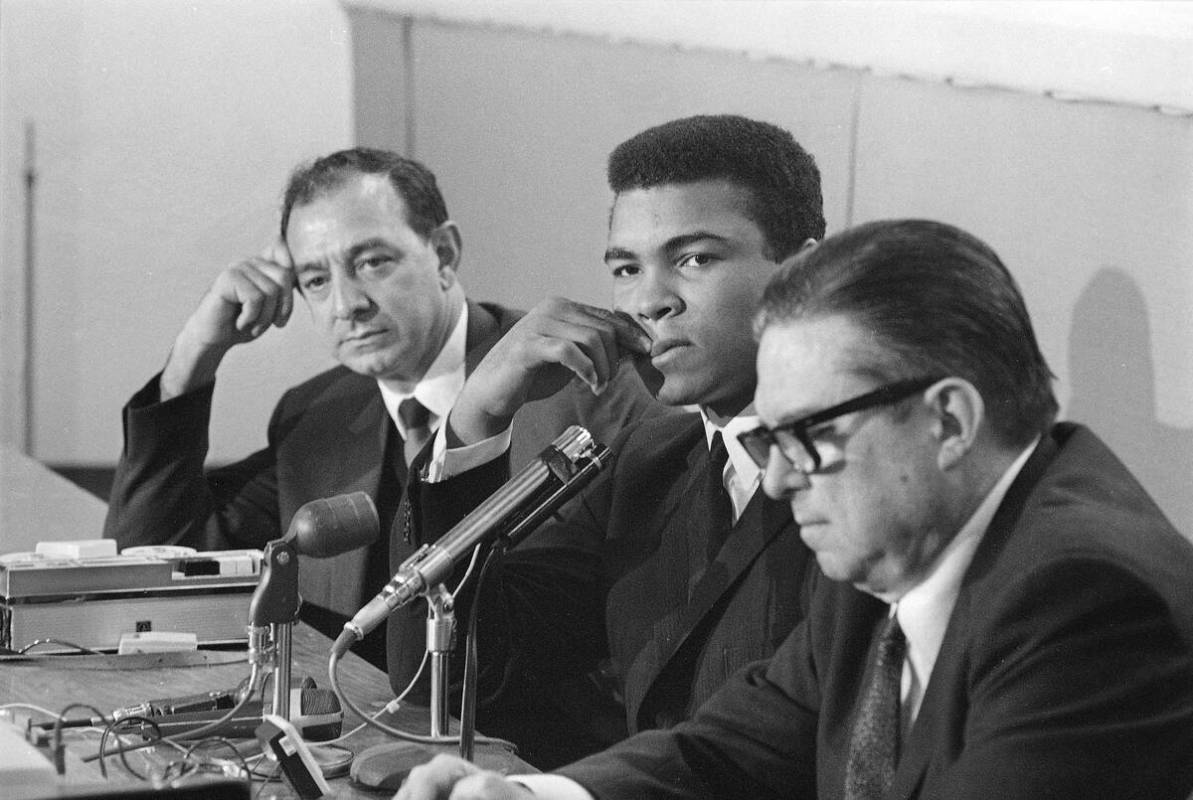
0;623;527;798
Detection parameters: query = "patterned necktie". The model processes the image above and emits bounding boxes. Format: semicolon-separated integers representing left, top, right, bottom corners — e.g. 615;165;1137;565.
844;613;907;800
398;397;431;468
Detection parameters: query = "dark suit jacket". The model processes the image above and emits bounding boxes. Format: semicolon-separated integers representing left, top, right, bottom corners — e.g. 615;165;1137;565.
558;423;1193;800
411;411;815;743
104;300;661;621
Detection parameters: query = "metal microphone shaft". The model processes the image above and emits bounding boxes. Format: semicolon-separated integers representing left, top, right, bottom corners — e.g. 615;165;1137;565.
334;426;610;655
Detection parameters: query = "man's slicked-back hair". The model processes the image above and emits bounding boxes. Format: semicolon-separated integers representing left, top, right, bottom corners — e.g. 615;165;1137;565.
757;219;1058;448
607;114;825;260
280;147;448;241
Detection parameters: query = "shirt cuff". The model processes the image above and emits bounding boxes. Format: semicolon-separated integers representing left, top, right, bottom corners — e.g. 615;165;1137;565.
424;422;513;482
510;774;595;800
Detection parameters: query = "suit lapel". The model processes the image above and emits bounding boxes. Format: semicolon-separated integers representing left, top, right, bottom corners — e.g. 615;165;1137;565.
463;299;506;375
681;489;790;641
888;435;1059;799
631;447;793;720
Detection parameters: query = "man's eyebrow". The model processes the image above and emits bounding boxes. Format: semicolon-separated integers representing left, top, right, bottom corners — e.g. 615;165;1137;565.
343;237;394;264
663;232;730;254
604;246;636;263
604;232;729;263
296;237;394;274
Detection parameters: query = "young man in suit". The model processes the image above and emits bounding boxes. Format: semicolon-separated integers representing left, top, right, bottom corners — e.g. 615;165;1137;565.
402;115;825;764
399;219;1193;800
103;148;659;672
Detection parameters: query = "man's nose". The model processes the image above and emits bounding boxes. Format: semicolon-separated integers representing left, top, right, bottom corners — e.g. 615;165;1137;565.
331;276;372;320
760;445;811;500
630;270;683;322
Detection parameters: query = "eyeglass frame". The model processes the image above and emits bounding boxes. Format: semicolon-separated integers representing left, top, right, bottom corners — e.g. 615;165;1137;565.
738;376;945;473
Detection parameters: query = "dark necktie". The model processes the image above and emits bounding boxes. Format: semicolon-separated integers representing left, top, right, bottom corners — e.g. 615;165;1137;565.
398;397;431;468
688;432;733;593
844;613;907;800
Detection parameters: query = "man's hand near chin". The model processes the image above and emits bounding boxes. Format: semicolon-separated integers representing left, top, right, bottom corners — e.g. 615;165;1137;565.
445;296;652;447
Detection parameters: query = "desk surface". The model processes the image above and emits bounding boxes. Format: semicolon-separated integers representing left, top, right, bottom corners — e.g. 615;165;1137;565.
1;623;524;798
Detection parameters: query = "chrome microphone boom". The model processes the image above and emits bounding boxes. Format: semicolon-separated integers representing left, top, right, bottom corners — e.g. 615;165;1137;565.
334;425;611;655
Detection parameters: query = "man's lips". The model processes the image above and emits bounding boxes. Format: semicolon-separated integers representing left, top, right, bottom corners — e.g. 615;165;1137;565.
343;329;385;344
649;338;690;359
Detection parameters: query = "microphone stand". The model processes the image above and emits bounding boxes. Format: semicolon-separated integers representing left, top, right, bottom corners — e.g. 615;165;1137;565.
247;538;301;720
345;427;612;790
424;584;455;739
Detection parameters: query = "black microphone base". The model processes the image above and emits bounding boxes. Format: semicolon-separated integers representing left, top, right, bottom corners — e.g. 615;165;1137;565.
349;740;524;791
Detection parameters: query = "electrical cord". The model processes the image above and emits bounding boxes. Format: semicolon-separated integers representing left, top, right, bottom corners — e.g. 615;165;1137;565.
326;543;515;750
19;639;103;655
80;663;266;766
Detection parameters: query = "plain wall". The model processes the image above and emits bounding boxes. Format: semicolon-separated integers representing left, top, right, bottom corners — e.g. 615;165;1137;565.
0;0;351;470
349;14;1193;534
1;2;1189;537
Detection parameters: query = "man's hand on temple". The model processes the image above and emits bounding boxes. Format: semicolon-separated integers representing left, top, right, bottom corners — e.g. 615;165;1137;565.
446;296;651;445
396;755;534;800
160;240;295;399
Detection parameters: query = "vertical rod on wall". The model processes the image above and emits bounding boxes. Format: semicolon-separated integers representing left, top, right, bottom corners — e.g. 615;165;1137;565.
844;79;861;229
23;121;37;457
401;15;416;157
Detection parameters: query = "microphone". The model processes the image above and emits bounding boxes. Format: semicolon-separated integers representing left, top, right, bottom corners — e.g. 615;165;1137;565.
112;688;239;721
284;491;380;557
333;425;611;656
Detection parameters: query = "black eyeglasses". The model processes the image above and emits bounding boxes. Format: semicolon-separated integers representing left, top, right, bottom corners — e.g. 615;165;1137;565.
738;377;943;472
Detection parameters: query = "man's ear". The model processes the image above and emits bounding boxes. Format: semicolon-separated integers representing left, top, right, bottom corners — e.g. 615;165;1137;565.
431;221;463;283
776;238;818;271
926;378;984;470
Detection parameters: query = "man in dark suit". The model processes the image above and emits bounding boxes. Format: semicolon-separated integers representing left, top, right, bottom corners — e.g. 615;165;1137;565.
401;115;824;760
398;219;1193;800
102;148;658;681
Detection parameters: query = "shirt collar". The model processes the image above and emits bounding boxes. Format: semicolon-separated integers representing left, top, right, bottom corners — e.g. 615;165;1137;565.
699;404;762;495
377;299;468;437
895;437;1040;697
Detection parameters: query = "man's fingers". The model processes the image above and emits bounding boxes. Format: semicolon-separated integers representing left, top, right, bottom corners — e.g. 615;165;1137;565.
610;309;652;355
540;337;604;395
239;267;284;337
259;240;297;326
396;754;480;800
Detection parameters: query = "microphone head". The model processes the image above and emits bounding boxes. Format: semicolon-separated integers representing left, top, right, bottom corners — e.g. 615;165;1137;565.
287;492;380;558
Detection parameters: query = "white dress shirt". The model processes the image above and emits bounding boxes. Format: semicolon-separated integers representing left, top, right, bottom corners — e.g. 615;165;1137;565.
701;405;762;523
893;438;1037;731
377;301;468;446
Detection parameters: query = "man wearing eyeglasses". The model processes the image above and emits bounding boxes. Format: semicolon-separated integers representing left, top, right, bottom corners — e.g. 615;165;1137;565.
399;219;1193;800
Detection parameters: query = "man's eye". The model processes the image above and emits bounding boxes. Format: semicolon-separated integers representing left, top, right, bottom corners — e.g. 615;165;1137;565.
302;275;328;291
610;264;639;278
677;252;716;268
359;255;393;271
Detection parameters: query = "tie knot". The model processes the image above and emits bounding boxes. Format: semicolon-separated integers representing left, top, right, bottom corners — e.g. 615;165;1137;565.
398;397;430;432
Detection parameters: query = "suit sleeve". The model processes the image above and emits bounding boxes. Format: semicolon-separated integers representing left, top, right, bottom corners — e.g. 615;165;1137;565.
103;373;283;551
403;438;614;703
927;557;1193;800
556;614;821;800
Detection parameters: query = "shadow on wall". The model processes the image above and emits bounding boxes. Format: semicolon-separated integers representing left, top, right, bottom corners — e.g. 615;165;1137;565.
1066;268;1193;538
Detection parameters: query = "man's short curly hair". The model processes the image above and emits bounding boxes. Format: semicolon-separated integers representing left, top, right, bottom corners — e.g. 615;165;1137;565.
607;115;825;259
